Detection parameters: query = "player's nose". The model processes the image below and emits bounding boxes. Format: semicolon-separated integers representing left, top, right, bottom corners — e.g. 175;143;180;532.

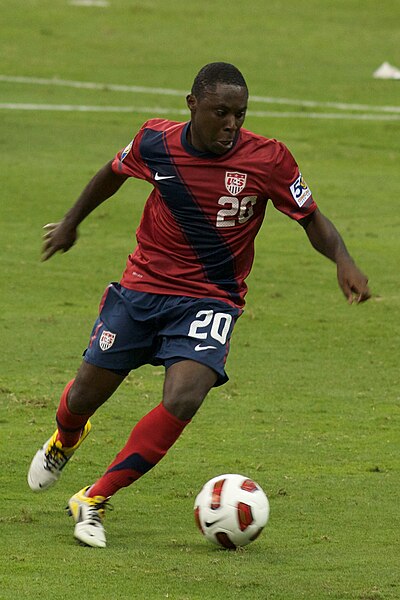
223;113;237;132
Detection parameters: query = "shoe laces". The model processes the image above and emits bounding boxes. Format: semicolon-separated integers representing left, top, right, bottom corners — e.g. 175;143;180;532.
44;440;68;472
85;497;113;525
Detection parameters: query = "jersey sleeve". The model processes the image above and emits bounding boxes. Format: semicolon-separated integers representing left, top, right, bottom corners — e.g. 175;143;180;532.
268;141;317;220
111;122;153;181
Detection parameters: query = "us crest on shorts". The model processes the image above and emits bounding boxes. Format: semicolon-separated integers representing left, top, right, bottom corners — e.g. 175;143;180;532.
99;330;116;351
225;171;247;196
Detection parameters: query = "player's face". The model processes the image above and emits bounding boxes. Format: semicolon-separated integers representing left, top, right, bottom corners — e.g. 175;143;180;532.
187;83;248;155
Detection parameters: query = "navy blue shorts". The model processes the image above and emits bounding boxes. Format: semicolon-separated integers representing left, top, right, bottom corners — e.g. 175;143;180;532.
83;283;241;386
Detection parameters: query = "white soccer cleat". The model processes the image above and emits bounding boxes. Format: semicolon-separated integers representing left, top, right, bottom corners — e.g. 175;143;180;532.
27;421;91;491
67;486;109;548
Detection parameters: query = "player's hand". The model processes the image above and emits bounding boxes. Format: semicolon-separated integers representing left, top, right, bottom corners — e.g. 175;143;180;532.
42;221;78;261
337;259;371;304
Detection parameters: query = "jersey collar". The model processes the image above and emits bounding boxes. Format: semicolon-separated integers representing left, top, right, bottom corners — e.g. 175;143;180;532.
181;122;240;158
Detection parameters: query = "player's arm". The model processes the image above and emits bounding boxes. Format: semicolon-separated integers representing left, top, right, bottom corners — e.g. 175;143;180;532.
42;160;129;261
302;208;371;304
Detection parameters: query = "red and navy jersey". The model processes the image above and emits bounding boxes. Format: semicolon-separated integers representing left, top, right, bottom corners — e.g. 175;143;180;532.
112;118;317;308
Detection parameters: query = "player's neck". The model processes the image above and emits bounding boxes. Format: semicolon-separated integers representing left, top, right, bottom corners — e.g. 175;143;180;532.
186;122;194;147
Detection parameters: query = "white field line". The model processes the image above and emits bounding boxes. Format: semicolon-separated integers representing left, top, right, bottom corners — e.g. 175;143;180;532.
0;75;184;97
0;103;185;114
69;1;109;6
1;74;399;115
1;102;400;121
250;94;400;114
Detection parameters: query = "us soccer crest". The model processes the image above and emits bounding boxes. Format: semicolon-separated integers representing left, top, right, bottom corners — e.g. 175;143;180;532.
99;330;116;351
225;171;247;196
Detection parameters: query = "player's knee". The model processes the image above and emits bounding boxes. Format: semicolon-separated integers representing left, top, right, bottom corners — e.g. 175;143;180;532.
68;377;119;414
67;363;125;414
67;379;98;414
162;360;217;420
163;390;206;420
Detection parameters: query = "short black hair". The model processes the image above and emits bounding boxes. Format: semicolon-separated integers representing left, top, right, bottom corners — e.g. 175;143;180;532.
191;62;248;99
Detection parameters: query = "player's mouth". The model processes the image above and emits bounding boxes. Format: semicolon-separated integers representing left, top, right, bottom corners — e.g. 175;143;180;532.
215;139;234;152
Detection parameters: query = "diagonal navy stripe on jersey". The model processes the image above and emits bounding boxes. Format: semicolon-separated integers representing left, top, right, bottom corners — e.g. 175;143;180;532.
139;127;240;302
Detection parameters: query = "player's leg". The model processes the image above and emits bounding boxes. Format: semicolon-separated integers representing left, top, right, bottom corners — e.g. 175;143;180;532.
81;296;237;502
28;283;138;493
69;360;216;547
67;293;237;547
162;358;218;419
27;361;126;492
88;360;215;497
62;361;126;417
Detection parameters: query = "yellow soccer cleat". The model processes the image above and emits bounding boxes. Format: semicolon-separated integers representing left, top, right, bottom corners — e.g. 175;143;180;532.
67;486;109;548
27;421;91;491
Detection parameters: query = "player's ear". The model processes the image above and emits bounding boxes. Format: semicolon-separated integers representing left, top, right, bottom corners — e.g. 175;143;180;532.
186;94;197;112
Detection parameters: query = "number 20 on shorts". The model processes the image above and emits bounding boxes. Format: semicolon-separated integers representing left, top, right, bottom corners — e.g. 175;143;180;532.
188;310;232;345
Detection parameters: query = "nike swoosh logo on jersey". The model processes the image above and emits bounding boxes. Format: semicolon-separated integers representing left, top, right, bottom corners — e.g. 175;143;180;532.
154;172;175;181
194;344;217;351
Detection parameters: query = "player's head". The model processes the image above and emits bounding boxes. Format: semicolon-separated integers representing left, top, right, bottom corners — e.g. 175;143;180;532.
186;62;248;156
191;62;248;100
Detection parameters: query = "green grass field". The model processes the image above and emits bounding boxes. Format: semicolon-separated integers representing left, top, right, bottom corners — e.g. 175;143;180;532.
1;1;399;599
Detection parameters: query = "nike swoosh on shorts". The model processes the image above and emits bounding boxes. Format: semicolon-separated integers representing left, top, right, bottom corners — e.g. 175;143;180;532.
194;344;217;351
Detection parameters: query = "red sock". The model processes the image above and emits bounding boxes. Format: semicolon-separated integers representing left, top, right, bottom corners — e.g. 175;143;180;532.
89;402;190;498
56;380;93;447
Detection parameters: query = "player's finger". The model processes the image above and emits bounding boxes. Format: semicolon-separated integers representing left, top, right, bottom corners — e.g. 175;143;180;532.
42;242;54;256
41;246;58;261
43;223;58;233
42;237;62;261
43;223;58;230
43;223;57;238
355;288;371;303
341;280;353;304
351;277;370;304
42;232;57;247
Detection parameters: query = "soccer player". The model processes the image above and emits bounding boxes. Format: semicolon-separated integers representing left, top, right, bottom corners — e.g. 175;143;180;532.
28;62;370;548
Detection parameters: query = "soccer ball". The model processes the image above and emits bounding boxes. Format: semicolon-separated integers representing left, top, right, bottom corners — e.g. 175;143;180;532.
194;473;269;549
